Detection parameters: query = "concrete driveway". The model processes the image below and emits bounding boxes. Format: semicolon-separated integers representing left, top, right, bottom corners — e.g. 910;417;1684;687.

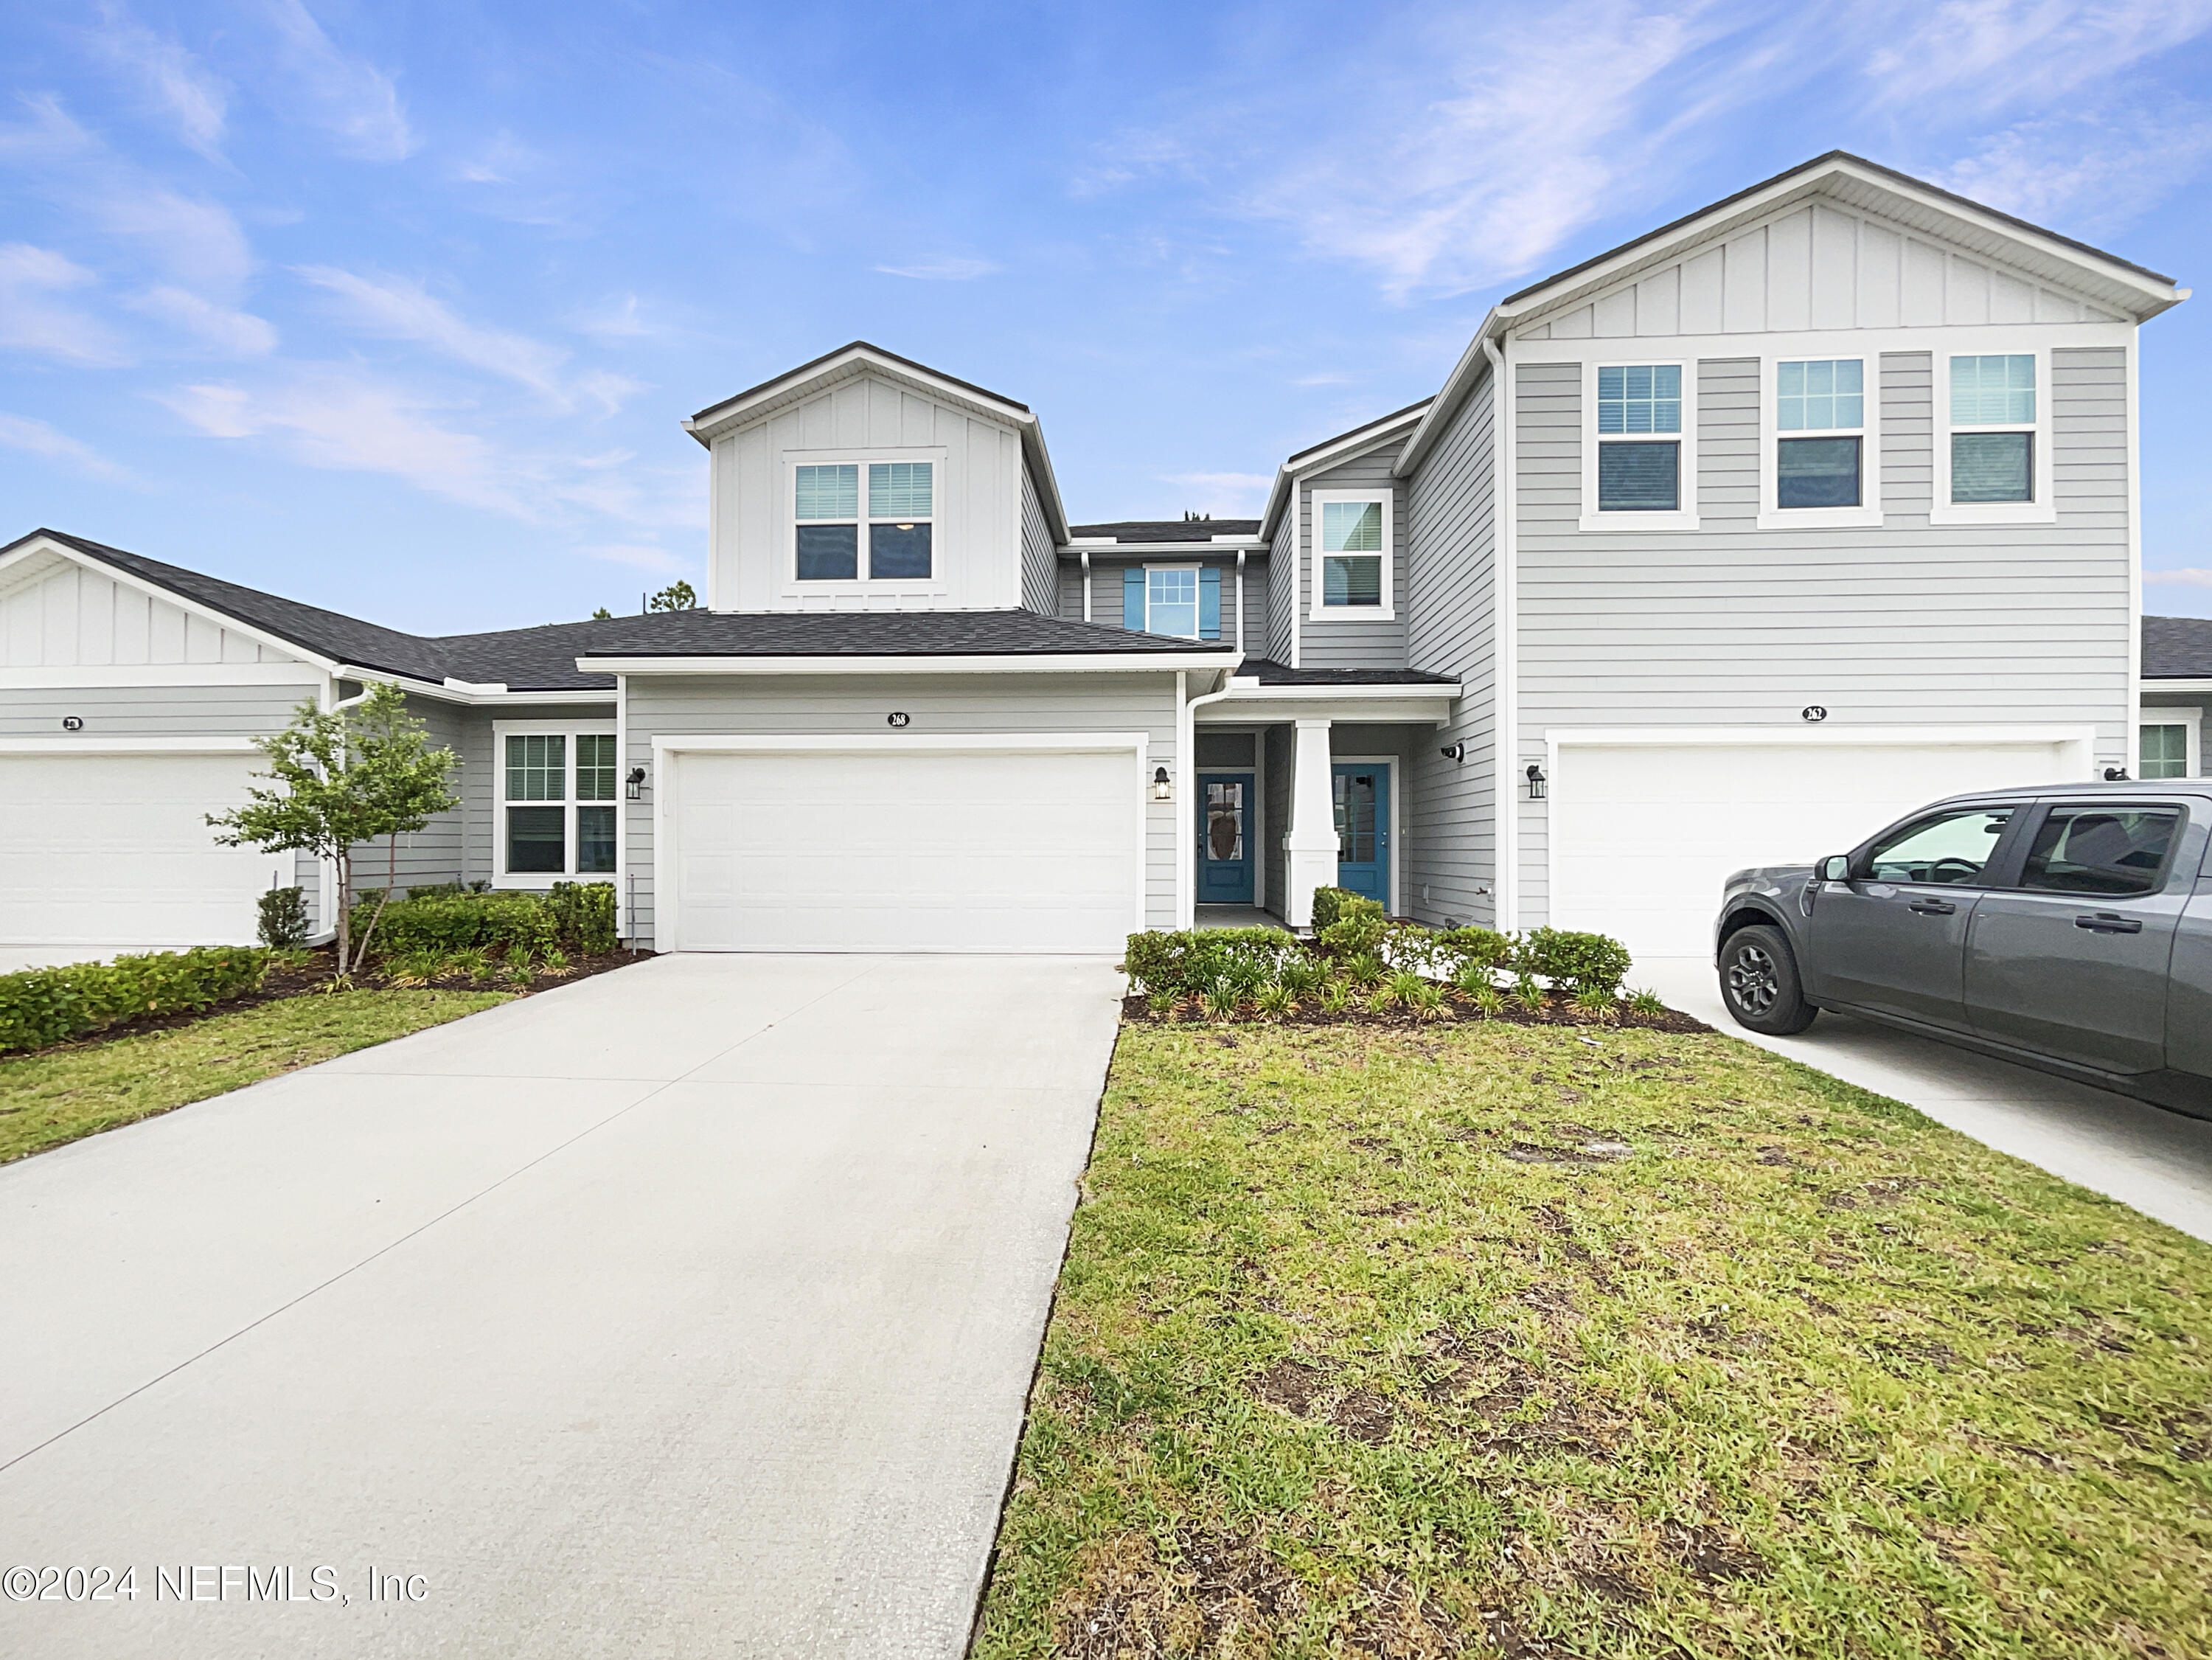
0;952;1123;1659
1637;956;2212;1246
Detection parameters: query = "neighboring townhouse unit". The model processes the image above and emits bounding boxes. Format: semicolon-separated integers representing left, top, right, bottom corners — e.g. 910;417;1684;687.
0;153;2189;967
2142;616;2212;782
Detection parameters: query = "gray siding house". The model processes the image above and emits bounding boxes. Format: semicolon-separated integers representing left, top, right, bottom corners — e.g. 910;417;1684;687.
0;154;2191;966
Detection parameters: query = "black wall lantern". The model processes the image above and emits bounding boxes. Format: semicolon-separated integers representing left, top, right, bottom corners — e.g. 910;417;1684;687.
625;765;647;800
1439;740;1466;763
1525;763;1547;800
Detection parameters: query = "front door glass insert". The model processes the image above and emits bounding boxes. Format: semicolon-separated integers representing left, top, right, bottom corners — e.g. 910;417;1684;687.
1334;772;1377;862
1206;782;1245;862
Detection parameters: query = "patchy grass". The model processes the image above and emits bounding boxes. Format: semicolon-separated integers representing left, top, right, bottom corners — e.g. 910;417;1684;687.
975;1022;2212;1659
0;988;509;1166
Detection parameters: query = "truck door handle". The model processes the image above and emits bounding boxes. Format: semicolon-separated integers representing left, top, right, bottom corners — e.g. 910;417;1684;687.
2076;913;2143;934
1908;899;1956;916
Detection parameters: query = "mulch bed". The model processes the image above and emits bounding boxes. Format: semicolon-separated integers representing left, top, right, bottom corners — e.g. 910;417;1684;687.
1119;992;1710;1035
4;947;650;1064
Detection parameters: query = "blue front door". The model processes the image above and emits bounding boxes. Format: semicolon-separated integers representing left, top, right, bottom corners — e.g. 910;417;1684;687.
1196;772;1256;904
1333;763;1391;907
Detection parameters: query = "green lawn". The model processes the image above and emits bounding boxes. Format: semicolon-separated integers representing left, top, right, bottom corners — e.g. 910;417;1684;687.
0;988;509;1166
975;1022;2212;1659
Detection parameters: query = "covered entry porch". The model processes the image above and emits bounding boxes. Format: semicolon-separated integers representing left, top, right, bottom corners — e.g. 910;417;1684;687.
1188;666;1461;931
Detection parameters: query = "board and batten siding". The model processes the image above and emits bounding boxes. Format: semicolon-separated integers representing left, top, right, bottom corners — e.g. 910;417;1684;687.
1297;442;1409;670
1514;198;2126;341
622;672;1181;948
1019;459;1056;615
1508;346;2134;927
709;372;1026;614
1401;361;1499;928
0;560;311;669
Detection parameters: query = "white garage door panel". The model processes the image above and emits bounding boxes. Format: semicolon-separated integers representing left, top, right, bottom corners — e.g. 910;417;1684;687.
0;752;290;954
670;748;1139;953
1553;739;2076;959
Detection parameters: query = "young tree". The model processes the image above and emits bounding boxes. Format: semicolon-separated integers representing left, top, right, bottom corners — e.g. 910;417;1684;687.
647;580;698;611
207;681;461;975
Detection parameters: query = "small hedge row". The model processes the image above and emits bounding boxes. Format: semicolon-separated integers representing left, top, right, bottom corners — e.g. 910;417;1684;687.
0;946;272;1054
349;881;619;962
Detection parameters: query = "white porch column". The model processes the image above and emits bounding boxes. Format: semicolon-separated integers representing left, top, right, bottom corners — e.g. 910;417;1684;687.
1284;717;1337;928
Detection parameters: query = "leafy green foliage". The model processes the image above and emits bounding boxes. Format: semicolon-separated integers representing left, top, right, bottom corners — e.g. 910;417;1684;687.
1437;925;1514;972
647;580;699;611
352;892;557;960
0;947;271;1054
1309;886;1363;934
257;885;310;948
1315;895;1388;957
1520;926;1635;997
547;881;619;955
1122;928;1302;998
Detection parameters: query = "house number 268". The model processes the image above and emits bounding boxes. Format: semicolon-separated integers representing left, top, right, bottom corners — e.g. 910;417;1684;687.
886;712;911;728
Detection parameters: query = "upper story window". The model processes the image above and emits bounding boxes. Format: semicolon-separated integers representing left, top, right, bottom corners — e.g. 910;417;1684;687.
793;460;934;581
1121;564;1220;638
499;726;618;885
1596;363;1681;512
1949;355;2034;503
1776;358;1863;508
1310;490;1393;618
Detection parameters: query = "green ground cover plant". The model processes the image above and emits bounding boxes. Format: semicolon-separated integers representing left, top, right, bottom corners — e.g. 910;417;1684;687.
0;988;508;1164
975;1022;2212;1659
0;946;271;1055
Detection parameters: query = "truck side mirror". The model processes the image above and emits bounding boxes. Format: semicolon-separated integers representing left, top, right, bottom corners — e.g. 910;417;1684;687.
1818;854;1851;882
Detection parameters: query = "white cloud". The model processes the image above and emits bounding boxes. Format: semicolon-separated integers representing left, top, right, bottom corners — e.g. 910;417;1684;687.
874;255;999;280
1934;103;2212;237
296;266;571;400
86;3;228;161
1161;470;1274;517
0;243;130;365
580;543;686;574
0;412;135;483
2146;568;2212;587
127;284;279;356
1870;0;2212;109
571;294;656;340
265;0;415;162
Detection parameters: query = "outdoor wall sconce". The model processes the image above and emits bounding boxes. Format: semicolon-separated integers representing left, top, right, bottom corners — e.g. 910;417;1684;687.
1152;765;1172;801
625;765;647;800
1526;763;1547;800
1439;740;1466;763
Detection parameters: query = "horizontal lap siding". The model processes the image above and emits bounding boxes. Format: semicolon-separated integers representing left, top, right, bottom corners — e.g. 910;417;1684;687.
351;695;470;897
1512;347;2133;928
1403;367;1498;927
1299;444;1409;670
1237;558;1270;658
1020;462;1056;614
457;702;616;891
623;673;1181;948
1268;510;1297;664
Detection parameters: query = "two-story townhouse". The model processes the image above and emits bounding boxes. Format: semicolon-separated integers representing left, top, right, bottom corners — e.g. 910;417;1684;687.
0;153;2187;967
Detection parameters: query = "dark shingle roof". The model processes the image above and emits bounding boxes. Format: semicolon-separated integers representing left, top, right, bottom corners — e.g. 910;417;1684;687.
571;608;1234;660
1068;520;1263;543
1237;659;1456;687
692;340;1029;425
2145;615;2212;678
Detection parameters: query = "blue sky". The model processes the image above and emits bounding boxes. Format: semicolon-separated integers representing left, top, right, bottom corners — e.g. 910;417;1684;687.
4;0;2212;632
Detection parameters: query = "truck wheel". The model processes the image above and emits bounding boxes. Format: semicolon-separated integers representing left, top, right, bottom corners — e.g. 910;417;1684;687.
1719;925;1817;1035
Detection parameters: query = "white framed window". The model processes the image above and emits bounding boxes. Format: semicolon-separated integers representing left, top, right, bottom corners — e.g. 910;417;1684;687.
1144;565;1200;638
1759;355;1880;529
495;720;619;886
1309;488;1394;619
1932;346;2054;527
1580;360;1697;531
790;454;940;583
2138;707;2201;779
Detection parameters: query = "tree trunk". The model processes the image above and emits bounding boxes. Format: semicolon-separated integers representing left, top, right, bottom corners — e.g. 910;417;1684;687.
334;851;353;973
354;833;400;968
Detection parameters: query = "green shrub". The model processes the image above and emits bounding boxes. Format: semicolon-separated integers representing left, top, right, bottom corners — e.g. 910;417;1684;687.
406;881;491;899
1437;925;1514;973
1315;895;1388;956
1318;980;1356;1015
1310;886;1363;934
1253;982;1297;1019
1121;928;1303;999
547;881;619;955
257;885;310;948
1626;988;1666;1016
0;946;271;1054
355;892;559;961
1518;927;1634;997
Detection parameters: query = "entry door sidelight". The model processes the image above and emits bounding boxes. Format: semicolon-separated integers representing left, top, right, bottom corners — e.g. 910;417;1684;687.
1197;772;1256;905
1803;805;2014;1030
1332;763;1391;907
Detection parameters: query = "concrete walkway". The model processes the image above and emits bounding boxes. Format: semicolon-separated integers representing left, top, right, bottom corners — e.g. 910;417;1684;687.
1;953;1123;1659
1636;956;2212;1246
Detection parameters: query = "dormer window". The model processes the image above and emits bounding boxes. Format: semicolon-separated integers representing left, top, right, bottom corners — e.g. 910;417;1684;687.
793;460;934;581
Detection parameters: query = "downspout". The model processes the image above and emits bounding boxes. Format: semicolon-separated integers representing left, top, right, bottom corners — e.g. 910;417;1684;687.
1235;549;1246;653
1289;479;1302;670
1484;332;1518;934
1080;549;1092;622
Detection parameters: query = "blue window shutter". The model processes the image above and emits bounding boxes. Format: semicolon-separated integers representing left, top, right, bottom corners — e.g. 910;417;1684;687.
1199;567;1221;640
1124;568;1144;631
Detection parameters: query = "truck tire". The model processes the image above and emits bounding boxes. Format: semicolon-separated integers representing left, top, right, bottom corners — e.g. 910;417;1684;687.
1719;924;1817;1035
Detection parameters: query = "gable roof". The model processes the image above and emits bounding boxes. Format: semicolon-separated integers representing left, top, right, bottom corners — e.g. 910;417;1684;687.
2145;615;2212;679
1067;519;1264;544
1397;150;2189;474
1259;399;1433;540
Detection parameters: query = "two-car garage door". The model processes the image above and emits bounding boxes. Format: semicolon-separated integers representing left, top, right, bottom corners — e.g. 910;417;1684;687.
1548;732;2090;959
662;744;1144;953
0;751;291;965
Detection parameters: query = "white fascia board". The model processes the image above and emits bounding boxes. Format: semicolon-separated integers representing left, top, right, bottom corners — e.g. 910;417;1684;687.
654;732;1149;755
333;664;613;708
1398;316;1505;475
1060;540;1269;555
1020;420;1072;545
2144;678;2212;695
0;735;268;754
579;652;1241;676
1260;406;1433;540
0;534;341;674
1218;679;1462;698
684;347;1033;446
0;664;325;689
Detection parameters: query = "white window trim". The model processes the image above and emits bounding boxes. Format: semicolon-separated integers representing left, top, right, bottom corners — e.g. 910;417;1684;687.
1309;488;1395;621
2138;706;2202;778
493;718;620;889
1931;342;2055;527
1142;562;1203;639
782;446;950;595
1757;355;1882;530
1579;358;1699;532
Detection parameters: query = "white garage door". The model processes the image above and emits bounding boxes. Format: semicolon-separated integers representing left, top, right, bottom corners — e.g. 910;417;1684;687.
665;745;1143;953
0;751;291;962
1551;733;2085;959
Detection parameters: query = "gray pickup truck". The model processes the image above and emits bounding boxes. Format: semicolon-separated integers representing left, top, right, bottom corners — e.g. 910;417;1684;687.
1713;781;2212;1117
